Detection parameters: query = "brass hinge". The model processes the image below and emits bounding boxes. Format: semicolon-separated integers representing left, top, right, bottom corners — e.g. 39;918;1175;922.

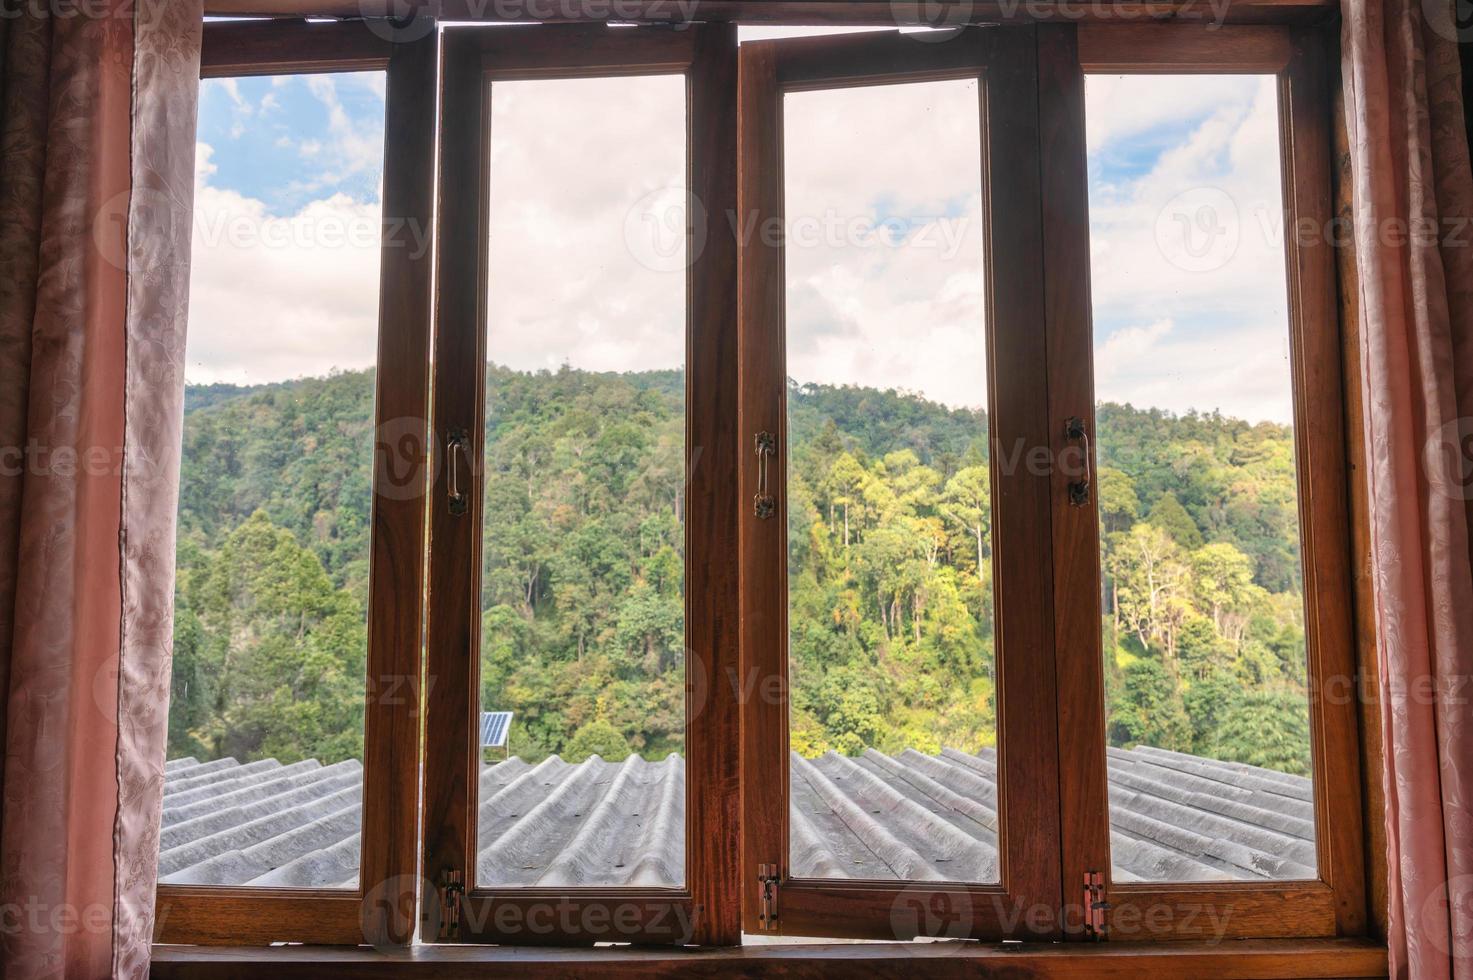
756;863;780;930
438;868;464;940
1083;870;1111;940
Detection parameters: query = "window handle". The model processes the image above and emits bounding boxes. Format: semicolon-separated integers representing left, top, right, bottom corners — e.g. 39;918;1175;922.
1065;416;1091;507
447;427;470;516
754;431;776;519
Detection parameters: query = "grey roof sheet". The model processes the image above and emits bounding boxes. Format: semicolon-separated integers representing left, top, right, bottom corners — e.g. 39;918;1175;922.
158;746;1315;890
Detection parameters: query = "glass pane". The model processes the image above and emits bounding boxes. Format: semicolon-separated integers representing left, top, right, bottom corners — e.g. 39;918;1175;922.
782;79;998;883
1085;74;1317;882
163;71;386;889
477;75;687;889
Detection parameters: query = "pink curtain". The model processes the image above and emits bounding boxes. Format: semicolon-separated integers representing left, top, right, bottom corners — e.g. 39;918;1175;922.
0;2;201;977
1342;0;1473;977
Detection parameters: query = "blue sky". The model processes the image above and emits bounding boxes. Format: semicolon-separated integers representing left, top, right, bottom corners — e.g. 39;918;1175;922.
188;71;387;385
195;73;385;212
187;35;1295;424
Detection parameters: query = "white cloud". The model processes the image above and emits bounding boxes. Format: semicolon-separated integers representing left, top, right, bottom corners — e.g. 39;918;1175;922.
779;78;989;409
186;142;381;385
290;75;383;193
1085;73;1263;154
1094;318;1173;382
185;63;1298;426
1084;74;1296;423
1093;318;1294;422
483;75;687;375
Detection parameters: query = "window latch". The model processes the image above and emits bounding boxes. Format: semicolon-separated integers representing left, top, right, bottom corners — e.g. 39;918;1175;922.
1065;416;1092;507
446;428;470;516
754;432;776;519
757;863;780;929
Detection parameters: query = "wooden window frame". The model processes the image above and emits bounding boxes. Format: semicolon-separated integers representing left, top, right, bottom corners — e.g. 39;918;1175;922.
153;18;436;947
736;25;1065;942
1044;21;1368;942
420;22;741;948
156;13;1378;963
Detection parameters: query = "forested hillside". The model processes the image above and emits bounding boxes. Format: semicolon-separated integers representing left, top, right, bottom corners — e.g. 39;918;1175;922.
168;366;1311;776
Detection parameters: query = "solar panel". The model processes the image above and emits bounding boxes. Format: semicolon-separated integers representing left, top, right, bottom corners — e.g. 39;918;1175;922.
480;711;513;748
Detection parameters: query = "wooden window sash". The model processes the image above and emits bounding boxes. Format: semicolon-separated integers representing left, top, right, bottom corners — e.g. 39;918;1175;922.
421;21;741;948
161;17;1371;951
155;19;437;947
737;25;1066;942
1045;21;1368;942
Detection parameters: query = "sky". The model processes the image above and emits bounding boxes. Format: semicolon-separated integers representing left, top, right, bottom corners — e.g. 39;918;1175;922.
187;28;1295;424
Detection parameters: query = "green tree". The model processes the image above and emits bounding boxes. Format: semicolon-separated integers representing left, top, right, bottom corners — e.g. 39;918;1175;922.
1148;492;1204;550
566;720;633;762
1109;657;1192;751
1215;685;1311;775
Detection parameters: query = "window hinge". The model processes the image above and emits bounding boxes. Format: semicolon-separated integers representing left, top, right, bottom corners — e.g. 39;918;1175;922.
438;868;464;941
1083;869;1111;941
757;863;780;930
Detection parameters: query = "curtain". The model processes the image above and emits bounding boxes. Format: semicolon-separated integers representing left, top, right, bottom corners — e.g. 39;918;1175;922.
1342;1;1473;977
0;2;201;977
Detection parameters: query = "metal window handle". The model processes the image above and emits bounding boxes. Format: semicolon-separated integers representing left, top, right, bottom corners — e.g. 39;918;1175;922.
754;431;776;519
447;428;470;516
1065;416;1091;507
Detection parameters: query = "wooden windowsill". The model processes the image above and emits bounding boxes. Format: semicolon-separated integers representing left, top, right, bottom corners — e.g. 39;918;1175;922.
152;937;1388;978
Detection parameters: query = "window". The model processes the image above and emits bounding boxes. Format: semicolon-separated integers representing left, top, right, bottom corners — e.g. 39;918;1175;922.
154;20;434;946
421;23;739;945
159;16;1367;954
1086;71;1317;884
1050;24;1366;941
738;26;1065;941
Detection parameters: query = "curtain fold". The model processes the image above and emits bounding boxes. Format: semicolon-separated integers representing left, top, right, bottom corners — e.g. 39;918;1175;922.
1342;1;1473;977
0;3;201;978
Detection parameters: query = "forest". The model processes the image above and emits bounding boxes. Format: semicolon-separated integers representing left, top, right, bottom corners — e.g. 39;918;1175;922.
167;365;1312;777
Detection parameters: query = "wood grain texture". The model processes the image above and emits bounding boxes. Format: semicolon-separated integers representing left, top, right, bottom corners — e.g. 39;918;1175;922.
157;22;436;948
736;35;786;939
202;0;1337;25
687;20;744;947
358;27;439;948
152;937;1389;979
977;23;1066;942
1036;24;1110;941
420;26;484;941
1281;24;1367;938
201;18;392;77
1077;23;1294;72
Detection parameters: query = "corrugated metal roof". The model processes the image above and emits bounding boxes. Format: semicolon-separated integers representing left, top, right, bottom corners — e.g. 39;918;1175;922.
157;746;1315;890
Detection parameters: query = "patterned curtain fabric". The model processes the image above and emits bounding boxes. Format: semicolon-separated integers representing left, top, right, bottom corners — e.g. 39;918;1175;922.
0;3;201;977
1342;1;1473;977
